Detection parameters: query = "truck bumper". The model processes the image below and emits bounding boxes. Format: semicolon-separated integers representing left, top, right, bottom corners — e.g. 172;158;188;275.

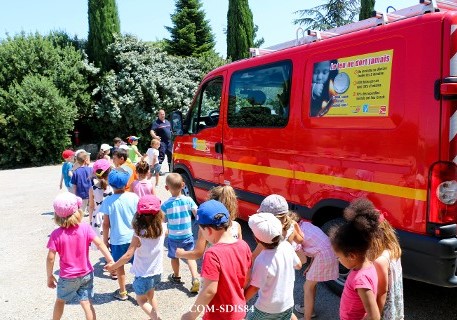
398;230;457;287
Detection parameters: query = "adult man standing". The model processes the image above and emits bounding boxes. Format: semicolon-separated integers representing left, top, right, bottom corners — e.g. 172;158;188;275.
150;109;172;174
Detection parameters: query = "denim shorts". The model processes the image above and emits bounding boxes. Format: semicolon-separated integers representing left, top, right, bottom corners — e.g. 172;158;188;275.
57;272;94;302
132;274;161;295
111;243;134;263
167;236;195;258
247;306;293;320
150;163;161;175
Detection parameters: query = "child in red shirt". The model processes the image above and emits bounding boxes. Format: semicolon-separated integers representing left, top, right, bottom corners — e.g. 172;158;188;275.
181;200;252;320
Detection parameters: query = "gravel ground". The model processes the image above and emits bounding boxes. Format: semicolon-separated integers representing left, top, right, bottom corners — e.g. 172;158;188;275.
0;164;340;320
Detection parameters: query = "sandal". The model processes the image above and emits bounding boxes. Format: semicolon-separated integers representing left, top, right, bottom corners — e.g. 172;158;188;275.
110;273;118;280
168;273;182;283
113;289;128;301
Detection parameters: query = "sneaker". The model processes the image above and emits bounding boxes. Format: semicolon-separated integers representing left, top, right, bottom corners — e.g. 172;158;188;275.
294;304;316;318
168;273;182;283
190;278;200;293
113;289;128;301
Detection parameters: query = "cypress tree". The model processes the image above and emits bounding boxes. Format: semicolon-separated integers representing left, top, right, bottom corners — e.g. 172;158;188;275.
359;0;375;20
87;0;121;71
227;0;254;61
165;0;215;57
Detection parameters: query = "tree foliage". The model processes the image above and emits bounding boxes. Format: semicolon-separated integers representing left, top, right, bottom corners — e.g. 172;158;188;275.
0;32;94;168
359;0;375;20
165;0;215;57
93;35;226;141
0;75;76;167
87;0;121;70
227;0;254;60
294;0;360;30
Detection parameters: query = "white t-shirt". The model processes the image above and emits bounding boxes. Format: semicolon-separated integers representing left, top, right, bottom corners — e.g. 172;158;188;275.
250;240;300;313
146;148;159;166
130;223;167;277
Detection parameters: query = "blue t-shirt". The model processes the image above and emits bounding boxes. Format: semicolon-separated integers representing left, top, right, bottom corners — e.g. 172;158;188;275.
70;166;92;199
151;119;172;143
161;195;197;240
99;192;139;245
61;162;73;188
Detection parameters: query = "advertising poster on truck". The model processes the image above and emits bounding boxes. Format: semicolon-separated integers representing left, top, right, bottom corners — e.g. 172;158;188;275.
310;49;393;117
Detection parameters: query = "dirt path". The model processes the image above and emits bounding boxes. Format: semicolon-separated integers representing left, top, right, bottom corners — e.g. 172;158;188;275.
0;165;198;320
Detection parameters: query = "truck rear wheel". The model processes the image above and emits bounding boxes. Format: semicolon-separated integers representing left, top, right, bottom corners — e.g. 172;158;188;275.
321;217;348;296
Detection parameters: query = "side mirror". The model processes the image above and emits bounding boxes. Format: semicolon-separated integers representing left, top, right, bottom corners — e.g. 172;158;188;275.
171;111;184;136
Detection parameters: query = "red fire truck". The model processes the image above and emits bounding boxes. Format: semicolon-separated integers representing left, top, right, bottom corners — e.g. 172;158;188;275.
170;0;457;290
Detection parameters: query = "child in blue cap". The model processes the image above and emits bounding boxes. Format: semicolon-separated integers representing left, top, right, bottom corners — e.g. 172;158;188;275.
182;200;252;320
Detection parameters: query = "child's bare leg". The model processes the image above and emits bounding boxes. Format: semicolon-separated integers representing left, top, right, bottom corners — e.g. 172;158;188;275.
148;289;160;320
155;173;159;186
304;280;318;320
291;313;298;320
117;265;127;292
136;294;154;319
80;300;96;320
171;258;180;277
52;299;65;320
186;259;199;279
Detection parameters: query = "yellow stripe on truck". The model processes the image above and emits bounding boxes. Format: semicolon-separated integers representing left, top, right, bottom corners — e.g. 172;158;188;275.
174;153;427;201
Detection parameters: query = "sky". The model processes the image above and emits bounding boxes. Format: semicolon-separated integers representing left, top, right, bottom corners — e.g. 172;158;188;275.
0;0;418;57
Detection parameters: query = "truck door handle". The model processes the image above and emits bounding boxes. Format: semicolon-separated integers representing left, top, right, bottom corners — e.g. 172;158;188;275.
215;142;223;154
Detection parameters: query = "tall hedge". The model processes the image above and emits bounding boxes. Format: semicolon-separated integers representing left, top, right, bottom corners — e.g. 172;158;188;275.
87;0;121;71
227;0;254;60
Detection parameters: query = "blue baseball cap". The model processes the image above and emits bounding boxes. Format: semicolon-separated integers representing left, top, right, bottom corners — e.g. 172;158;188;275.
196;200;229;226
108;169;130;189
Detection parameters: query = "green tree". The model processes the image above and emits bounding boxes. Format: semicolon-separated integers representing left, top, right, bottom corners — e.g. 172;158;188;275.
359;0;375;20
165;0;215;57
87;0;121;70
253;25;265;48
294;0;360;30
227;0;254;60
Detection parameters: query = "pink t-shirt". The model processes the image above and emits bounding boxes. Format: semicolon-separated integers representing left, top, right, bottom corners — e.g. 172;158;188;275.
47;223;96;279
340;264;378;320
201;240;252;320
131;179;154;197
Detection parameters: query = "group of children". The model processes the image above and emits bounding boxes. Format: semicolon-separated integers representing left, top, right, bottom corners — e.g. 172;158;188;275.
52;144;404;320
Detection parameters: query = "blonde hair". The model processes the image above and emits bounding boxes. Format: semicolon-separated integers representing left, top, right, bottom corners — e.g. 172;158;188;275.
208;185;238;220
368;219;402;261
151;138;160;147
276;212;294;234
165;173;183;191
54;209;83;228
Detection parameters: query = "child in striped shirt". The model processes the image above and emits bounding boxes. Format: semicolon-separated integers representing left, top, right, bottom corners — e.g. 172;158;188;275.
161;173;200;293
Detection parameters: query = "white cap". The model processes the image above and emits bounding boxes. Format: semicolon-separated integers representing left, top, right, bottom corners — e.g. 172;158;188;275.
119;144;130;150
248;212;283;244
258;194;289;215
100;143;112;152
75;149;91;156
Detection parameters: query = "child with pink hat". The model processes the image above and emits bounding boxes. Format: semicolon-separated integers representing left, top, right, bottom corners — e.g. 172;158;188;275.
106;195;166;320
46;192;114;320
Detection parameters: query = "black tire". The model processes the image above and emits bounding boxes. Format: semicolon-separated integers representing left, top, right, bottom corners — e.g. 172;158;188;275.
321;217;348;296
180;173;196;203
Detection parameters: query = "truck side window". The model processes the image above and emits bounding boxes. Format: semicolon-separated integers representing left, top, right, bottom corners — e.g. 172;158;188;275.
228;61;292;128
185;77;223;134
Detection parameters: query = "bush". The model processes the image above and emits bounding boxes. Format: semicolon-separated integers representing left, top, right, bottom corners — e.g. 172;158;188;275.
0;75;76;168
92;35;227;143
